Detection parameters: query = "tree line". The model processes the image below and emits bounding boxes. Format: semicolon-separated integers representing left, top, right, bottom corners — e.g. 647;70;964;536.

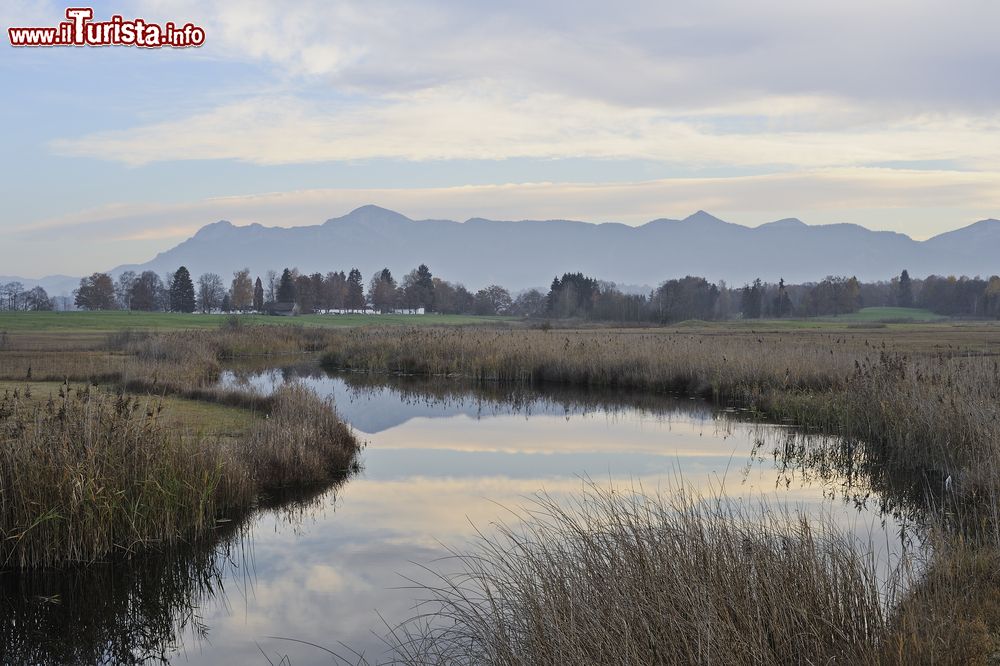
69;264;520;316
1;266;985;321
535;270;1000;321
0;281;54;312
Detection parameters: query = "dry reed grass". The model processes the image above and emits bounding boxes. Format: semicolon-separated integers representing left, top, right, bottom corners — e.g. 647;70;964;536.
0;380;358;568
379;485;901;665
378;485;1000;666
320;328;1000;511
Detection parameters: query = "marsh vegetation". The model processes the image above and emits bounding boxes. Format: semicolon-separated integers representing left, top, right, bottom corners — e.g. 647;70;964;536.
3;319;1000;663
0;325;359;568
314;324;1000;664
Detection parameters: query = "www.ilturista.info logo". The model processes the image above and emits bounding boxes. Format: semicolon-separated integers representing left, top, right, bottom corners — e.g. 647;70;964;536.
8;7;205;48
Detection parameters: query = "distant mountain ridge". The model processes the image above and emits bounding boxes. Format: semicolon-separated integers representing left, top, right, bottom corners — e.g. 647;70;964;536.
84;206;1000;291
0;274;81;298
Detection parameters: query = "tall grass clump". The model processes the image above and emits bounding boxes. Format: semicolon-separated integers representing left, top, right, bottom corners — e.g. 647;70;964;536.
0;382;359;568
243;383;360;490
381;485;899;666
0;385;244;568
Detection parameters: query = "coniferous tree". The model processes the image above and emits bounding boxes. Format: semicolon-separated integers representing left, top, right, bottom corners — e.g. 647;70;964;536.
277;268;296;303
169;266;196;313
401;264;436;310
345;268;366;310
368;268;398;313
898;269;913;308
253;277;264;311
741;279;764;319
774;278;792;317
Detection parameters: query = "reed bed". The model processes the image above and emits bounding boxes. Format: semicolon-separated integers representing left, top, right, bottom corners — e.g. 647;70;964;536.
380;485;903;666
239;382;360;489
0;325;333;398
377;485;1000;666
0;381;358;568
320;328;1000;510
0;385;236;568
320;327;869;395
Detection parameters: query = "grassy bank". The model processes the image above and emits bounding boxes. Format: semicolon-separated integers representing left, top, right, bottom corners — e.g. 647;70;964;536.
0;323;361;568
0;381;357;568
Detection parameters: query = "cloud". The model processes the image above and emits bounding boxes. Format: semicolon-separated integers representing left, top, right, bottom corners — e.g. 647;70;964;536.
40;1;1000;172
0;0;60;27
132;0;1000;110
50;86;1000;170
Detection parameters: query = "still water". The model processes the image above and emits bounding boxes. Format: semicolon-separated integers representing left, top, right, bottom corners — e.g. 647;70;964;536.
2;366;913;664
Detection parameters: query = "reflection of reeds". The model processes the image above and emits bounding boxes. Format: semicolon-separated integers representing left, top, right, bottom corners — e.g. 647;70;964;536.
0;480;344;665
0;513;246;665
0;382;358;568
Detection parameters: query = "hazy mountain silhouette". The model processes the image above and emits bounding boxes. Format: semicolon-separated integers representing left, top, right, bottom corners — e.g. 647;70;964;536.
0;274;82;298
107;205;999;290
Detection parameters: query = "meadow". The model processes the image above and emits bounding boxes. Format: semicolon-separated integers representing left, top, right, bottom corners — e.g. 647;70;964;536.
0;310;512;333
824;306;945;322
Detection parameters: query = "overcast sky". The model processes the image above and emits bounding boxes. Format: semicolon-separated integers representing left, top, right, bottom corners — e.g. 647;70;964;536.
2;0;999;277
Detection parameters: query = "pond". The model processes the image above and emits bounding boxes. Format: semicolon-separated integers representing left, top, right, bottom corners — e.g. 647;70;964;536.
1;364;917;665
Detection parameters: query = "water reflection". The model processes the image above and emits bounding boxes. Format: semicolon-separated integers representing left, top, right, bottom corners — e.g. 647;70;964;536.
754;425;949;533
0;519;242;665
0;484;343;665
6;364;928;664
219;365;741;434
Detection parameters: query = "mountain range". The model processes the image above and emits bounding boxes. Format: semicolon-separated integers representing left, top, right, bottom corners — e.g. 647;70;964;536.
10;206;1000;295
0;274;83;299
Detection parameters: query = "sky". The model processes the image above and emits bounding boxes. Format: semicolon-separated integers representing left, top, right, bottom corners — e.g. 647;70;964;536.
2;0;999;278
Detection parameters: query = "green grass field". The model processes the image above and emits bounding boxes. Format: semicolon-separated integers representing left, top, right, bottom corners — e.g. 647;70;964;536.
668;306;950;331
0;380;255;437
0;307;962;335
0;311;514;332
825;306;946;322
